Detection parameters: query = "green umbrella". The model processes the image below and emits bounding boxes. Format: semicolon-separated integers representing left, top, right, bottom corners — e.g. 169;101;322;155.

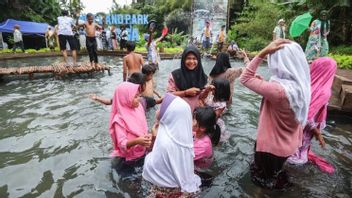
289;12;313;38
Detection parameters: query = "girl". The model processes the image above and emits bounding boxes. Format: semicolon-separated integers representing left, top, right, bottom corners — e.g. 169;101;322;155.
288;57;336;173
143;93;201;196
167;46;208;112
193;106;221;168
240;39;311;189
199;78;231;141
209;52;245;105
109;82;152;166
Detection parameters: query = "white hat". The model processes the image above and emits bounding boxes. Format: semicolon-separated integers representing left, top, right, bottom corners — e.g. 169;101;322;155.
278;19;285;24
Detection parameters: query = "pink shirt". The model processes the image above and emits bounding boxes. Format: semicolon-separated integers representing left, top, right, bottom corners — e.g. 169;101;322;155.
112;123;146;161
240;56;303;157
193;134;212;161
167;74;200;112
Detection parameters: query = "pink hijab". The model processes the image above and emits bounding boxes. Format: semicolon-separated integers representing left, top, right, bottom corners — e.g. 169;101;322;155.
109;82;148;150
308;57;337;126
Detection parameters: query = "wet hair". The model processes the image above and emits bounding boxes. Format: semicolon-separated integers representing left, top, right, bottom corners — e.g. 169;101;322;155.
194;106;221;146
126;41;136;52
86;13;94;19
211;78;231;102
127;72;146;85
142;64;157;75
61;10;68;16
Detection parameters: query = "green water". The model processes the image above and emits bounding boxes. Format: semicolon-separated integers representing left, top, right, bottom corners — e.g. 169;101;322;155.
0;56;351;197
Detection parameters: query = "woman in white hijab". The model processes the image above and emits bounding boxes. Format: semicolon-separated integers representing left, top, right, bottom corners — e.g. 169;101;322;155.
240;39;310;189
142;93;201;196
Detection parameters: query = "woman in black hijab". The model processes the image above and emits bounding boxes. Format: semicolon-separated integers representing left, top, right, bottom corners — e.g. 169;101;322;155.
167;46;207;111
209;52;247;105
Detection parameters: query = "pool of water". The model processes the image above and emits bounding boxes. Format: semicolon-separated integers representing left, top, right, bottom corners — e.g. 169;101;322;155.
0;56;351;197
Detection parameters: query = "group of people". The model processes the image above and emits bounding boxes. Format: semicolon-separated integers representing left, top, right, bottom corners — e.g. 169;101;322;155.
89;30;336;195
273;10;331;62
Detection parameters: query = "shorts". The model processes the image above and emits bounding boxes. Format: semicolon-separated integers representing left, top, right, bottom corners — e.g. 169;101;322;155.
202;37;211;49
58;35;77;51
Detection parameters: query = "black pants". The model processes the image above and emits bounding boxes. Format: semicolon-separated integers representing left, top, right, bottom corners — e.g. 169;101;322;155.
250;151;290;189
120;39;127;50
12;41;24;52
86;36;98;63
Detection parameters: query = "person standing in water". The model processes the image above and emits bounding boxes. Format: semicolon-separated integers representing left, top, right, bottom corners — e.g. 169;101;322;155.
240;39;311;189
305;10;330;62
201;21;212;53
217;25;226;52
273;19;286;41
77;13;102;68
57;10;77;65
123;41;144;81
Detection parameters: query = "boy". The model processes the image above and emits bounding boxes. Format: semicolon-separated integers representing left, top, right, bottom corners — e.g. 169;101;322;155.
142;64;161;99
77;13;102;68
123;41;144;81
201;21;212;53
217;25;226;52
12;25;25;53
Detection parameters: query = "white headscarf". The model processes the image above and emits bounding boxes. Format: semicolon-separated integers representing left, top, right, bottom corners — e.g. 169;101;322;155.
268;42;311;126
142;96;201;193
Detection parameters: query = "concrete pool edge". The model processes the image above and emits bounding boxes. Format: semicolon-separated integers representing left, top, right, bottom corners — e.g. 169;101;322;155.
0;50;180;61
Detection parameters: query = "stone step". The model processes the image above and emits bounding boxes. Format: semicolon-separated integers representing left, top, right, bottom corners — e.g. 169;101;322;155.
340;84;352;111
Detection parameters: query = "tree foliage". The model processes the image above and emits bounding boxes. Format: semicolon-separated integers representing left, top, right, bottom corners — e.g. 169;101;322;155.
0;0;63;25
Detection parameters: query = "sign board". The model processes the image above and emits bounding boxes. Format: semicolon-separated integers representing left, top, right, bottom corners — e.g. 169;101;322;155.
79;14;149;41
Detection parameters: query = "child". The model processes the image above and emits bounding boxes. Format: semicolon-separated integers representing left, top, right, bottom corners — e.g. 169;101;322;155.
12;25;25;53
143;93;201;196
109;81;152;167
145;32;164;67
142;64;161;99
199;78;231;141
90;72;161;111
193;106;221;168
123;41;144;81
77;13;102;68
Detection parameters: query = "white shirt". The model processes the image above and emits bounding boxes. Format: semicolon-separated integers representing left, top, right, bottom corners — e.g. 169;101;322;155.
57;16;74;36
13;29;23;42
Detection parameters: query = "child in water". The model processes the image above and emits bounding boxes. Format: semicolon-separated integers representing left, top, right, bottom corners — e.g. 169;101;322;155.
142;64;161;99
89;72;161;111
193;106;221;168
109;81;152;168
199;78;231;141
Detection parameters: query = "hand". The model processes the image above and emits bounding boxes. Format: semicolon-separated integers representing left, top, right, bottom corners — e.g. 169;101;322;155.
151;123;159;136
258;39;291;58
185;88;200;97
205;85;215;91
155;98;163;104
89;93;97;101
138;135;152;147
316;133;326;149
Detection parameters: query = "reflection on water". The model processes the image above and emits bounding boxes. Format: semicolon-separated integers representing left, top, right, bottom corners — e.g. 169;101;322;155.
0;56;351;197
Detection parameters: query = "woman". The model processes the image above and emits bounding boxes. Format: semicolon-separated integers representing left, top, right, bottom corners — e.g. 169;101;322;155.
305;10;330;62
240;39;311;189
288;57;336;173
209;52;245;105
142;93;201;196
167;46;208;112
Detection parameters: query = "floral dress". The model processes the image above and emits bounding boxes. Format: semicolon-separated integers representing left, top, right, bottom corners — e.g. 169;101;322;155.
305;19;330;62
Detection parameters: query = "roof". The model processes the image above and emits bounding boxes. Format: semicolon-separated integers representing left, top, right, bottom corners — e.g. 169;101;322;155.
0;19;50;35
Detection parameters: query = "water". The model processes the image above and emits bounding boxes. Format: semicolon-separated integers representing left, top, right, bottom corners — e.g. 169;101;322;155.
0;56;351;197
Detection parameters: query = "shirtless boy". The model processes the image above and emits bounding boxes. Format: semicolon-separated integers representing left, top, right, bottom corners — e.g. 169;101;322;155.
77;13;102;68
123;41;144;81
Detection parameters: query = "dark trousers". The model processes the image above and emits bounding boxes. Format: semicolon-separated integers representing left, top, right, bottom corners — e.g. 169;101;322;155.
86;36;98;63
120;39;127;50
250;151;290;189
12;41;24;52
217;42;224;52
